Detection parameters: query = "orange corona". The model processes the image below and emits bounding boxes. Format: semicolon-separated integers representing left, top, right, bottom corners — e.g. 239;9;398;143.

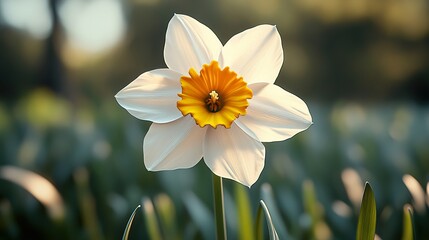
177;61;253;128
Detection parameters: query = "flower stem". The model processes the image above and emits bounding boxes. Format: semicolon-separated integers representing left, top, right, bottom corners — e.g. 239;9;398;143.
213;174;227;240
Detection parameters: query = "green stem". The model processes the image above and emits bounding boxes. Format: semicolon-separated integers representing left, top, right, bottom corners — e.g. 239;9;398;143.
213;174;227;240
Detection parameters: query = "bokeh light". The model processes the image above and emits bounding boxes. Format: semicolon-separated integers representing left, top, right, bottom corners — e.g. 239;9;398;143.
0;0;52;39
59;0;126;53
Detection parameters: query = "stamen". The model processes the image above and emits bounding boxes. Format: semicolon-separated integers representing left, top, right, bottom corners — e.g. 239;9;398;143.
206;90;221;112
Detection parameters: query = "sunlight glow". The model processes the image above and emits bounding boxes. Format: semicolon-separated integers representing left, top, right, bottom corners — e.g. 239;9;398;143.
59;0;126;53
0;0;52;39
341;168;363;209
332;200;352;217
403;174;426;214
427;182;429;207
0;166;65;220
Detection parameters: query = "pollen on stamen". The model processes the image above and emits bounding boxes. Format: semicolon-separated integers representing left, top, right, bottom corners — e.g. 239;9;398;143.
209;91;219;100
206;90;221;112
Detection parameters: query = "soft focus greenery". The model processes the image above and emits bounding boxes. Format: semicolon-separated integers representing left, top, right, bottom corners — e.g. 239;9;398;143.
0;96;428;239
0;0;428;239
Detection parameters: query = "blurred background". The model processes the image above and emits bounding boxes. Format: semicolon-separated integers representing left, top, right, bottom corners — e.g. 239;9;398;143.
0;0;428;239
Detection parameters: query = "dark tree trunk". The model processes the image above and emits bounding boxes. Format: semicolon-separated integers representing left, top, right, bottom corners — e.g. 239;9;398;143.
40;0;66;96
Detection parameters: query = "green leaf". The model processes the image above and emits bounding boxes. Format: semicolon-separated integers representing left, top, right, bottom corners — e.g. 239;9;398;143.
402;204;415;240
122;205;141;240
154;194;178;240
255;200;279;240
356;182;376;240
235;184;254;240
302;180;332;240
303;180;319;224
142;197;162;240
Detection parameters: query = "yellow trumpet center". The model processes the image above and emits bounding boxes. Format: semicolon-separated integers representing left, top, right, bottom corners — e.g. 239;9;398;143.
177;61;253;128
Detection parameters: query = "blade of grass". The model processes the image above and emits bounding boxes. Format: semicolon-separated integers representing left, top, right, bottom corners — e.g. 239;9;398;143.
255;202;264;240
260;183;289;239
74;168;104;240
154;194;178;240
401;204;414;240
235;183;254;240
254;200;279;240
302;180;332;240
142;197;162;240
303;180;318;232
122;205;141;240
356;182;376;240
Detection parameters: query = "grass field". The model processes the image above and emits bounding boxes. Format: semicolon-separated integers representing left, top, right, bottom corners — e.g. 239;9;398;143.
1;91;428;239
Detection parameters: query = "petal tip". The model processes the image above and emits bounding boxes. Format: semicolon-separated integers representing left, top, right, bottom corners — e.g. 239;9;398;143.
172;13;181;19
146;166;154;171
114;91;123;100
244;181;255;188
307;115;314;126
143;158;155;171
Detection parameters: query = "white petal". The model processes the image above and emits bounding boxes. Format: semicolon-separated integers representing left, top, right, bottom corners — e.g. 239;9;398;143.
164;14;222;75
219;25;283;84
144;115;207;171
115;69;182;123
236;83;312;142
203;124;265;187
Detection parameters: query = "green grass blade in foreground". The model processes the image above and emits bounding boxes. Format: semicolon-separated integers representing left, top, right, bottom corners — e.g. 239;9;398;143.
356;182;376;240
255;200;279;240
235;184;254;240
142;197;162;240
255;202;264;240
260;183;289;238
402;204;414;240
122;205;141;240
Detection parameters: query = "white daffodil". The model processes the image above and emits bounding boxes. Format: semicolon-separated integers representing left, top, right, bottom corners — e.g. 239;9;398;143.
115;14;312;187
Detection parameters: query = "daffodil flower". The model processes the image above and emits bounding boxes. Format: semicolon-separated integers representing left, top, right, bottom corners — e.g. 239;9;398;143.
115;14;312;187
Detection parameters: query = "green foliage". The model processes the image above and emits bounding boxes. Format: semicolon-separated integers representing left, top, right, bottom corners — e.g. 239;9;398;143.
1;1;429;237
302;180;331;240
402;205;415;240
255;200;279;240
234;184;254;240
153;194;179;240
1;99;428;239
183;192;215;239
142;197;162;240
260;183;289;239
356;182;376;240
122;205;140;240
